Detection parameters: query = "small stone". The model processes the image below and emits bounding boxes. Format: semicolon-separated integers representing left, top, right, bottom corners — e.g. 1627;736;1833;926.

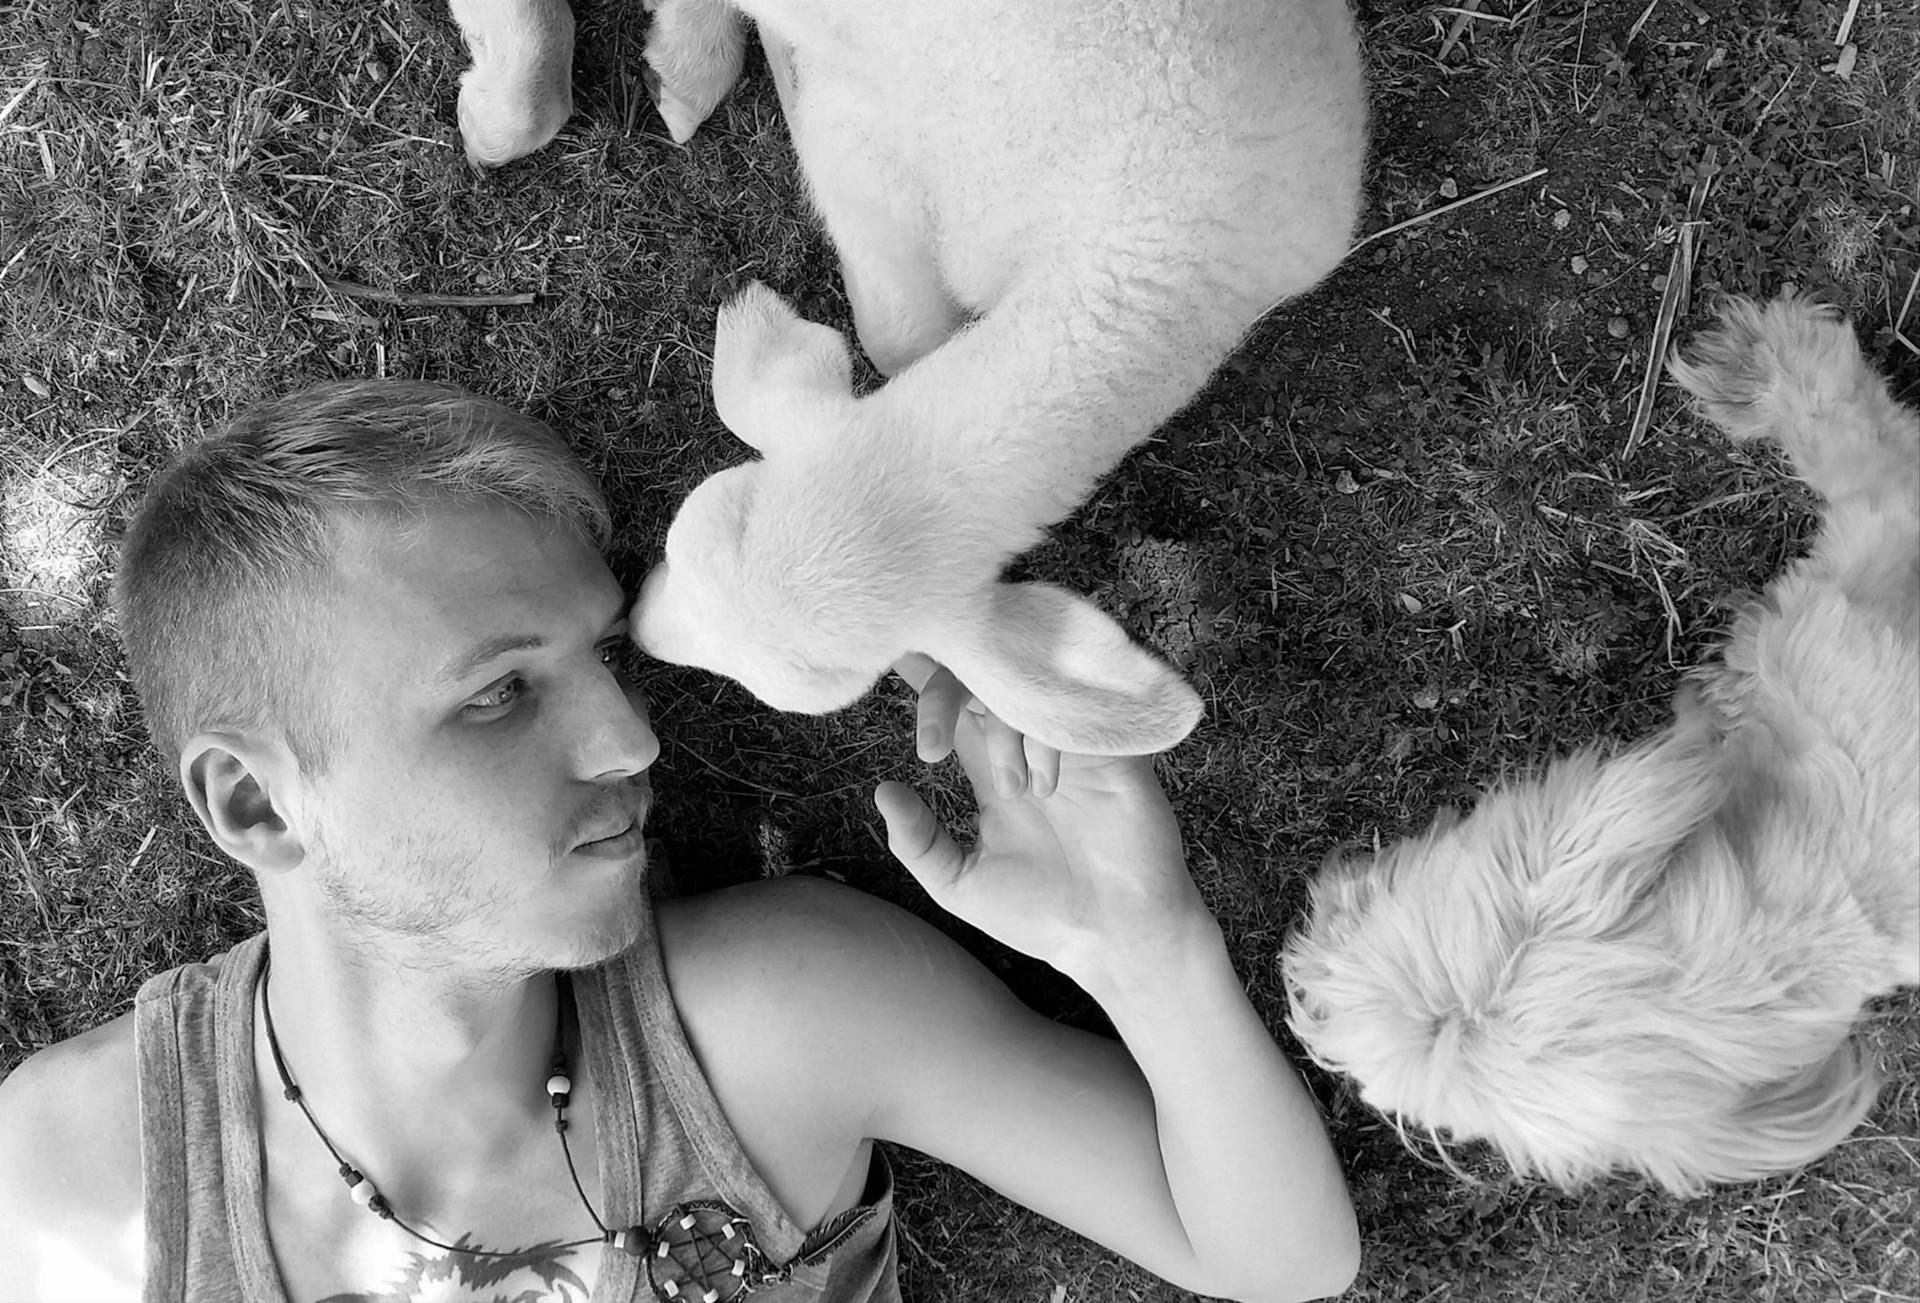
1608;315;1630;338
21;374;49;398
1398;592;1424;615
365;58;389;82
1333;468;1360;495
1552;209;1571;230
1439;176;1458;199
1570;255;1589;275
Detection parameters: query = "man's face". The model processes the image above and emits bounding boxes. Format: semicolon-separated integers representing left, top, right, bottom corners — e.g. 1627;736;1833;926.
296;503;659;972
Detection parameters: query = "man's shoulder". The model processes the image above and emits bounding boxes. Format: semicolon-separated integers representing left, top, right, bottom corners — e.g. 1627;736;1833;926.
657;874;959;995
0;1013;145;1300
654;875;1019;1050
0;1010;141;1155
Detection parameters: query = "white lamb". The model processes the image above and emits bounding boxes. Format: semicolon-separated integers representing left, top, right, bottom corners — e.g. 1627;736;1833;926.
1281;295;1920;1195
447;0;575;167
600;0;1366;754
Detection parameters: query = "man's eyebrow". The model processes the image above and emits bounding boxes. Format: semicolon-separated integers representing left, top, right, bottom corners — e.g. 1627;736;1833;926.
437;595;629;686
436;634;549;685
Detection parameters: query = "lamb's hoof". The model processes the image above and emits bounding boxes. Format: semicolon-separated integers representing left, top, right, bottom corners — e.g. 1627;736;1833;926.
458;89;571;167
643;65;705;145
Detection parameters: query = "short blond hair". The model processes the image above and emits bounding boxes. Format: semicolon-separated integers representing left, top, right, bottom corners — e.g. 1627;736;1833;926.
114;381;612;770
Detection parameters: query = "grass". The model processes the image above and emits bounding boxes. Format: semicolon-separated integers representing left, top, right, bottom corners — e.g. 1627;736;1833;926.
2;0;1917;1297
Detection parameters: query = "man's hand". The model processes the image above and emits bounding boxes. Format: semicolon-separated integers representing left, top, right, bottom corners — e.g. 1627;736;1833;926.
873;654;1214;989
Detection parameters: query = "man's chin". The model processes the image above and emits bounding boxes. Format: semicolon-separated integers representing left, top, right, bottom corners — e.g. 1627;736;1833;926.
548;881;651;970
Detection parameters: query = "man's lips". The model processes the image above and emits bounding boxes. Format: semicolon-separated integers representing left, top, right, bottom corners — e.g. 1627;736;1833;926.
570;791;651;856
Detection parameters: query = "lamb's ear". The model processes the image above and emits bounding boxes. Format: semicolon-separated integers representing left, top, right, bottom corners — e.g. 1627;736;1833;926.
711;282;854;456
924;581;1203;755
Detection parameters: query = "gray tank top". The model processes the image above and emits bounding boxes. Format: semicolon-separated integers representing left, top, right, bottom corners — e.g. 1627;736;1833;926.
134;904;901;1302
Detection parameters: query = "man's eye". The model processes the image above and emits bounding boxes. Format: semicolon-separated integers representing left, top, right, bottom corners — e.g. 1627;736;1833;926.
466;677;524;712
598;639;639;681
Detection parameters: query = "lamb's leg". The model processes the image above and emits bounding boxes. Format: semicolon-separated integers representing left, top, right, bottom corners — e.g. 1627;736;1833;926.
801;149;963;374
449;0;575;166
769;58;958;375
1670;294;1920;511
642;0;746;144
836;219;967;377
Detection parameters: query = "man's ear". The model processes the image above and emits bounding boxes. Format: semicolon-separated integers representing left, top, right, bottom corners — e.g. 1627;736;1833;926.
711;281;854;456
921;581;1203;756
178;733;307;875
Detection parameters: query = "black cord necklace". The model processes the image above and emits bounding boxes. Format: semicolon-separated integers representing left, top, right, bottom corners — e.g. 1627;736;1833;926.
257;955;647;1258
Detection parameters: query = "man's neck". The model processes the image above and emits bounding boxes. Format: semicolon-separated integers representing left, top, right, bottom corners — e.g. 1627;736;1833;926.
252;909;575;1219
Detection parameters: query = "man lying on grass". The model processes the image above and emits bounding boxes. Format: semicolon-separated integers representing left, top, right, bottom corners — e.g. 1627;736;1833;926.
0;382;1358;1303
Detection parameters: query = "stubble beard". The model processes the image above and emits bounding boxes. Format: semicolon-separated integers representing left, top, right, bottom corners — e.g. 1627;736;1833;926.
304;811;649;974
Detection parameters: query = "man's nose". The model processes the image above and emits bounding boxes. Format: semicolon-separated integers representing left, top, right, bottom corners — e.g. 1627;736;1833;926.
576;668;661;780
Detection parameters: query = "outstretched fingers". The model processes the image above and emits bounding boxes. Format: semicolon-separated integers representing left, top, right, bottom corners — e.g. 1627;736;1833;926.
894;654;1063;795
874;781;967;890
1025;736;1062;799
895;655;969;762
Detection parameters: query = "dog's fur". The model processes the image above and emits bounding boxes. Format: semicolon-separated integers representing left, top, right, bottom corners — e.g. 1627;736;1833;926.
1281;295;1920;1195
620;0;1366;754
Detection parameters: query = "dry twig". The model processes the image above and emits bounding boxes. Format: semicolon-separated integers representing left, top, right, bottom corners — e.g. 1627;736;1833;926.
1437;0;1485;62
1626;0;1663;44
1625;145;1717;459
1348;167;1549;254
1894;269;1919;359
1834;0;1862;46
312;276;537;309
0;75;39;131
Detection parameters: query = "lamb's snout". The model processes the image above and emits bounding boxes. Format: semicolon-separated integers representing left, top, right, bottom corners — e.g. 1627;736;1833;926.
628;561;674;658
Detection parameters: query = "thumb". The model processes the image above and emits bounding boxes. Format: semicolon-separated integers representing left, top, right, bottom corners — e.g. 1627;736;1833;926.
874;781;967;891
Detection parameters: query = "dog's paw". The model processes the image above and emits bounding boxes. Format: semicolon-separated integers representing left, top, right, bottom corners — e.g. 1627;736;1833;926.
1671;293;1918;504
1669;294;1849;442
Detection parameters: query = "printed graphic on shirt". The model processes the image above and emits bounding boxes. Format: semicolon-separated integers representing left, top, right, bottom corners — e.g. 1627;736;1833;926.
316;1236;591;1303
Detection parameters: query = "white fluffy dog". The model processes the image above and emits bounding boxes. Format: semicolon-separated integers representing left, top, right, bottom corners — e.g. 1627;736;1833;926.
1282;294;1920;1195
621;0;1366;754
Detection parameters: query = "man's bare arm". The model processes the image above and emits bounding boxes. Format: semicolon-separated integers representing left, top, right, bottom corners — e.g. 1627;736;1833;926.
0;1015;146;1303
863;662;1359;1302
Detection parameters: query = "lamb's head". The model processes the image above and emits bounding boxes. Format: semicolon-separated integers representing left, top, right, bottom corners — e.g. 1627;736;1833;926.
631;283;1204;754
1283;728;1883;1194
632;459;906;714
630;282;910;713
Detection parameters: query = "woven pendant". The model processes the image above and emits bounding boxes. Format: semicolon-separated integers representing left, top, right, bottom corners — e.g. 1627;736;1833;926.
645;1201;767;1302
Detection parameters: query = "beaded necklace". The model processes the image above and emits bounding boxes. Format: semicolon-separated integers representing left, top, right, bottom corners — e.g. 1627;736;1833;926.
258;956;651;1258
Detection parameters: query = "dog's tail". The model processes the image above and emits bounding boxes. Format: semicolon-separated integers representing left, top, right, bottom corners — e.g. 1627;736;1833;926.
1664;1034;1885;1194
1669;294;1920;514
